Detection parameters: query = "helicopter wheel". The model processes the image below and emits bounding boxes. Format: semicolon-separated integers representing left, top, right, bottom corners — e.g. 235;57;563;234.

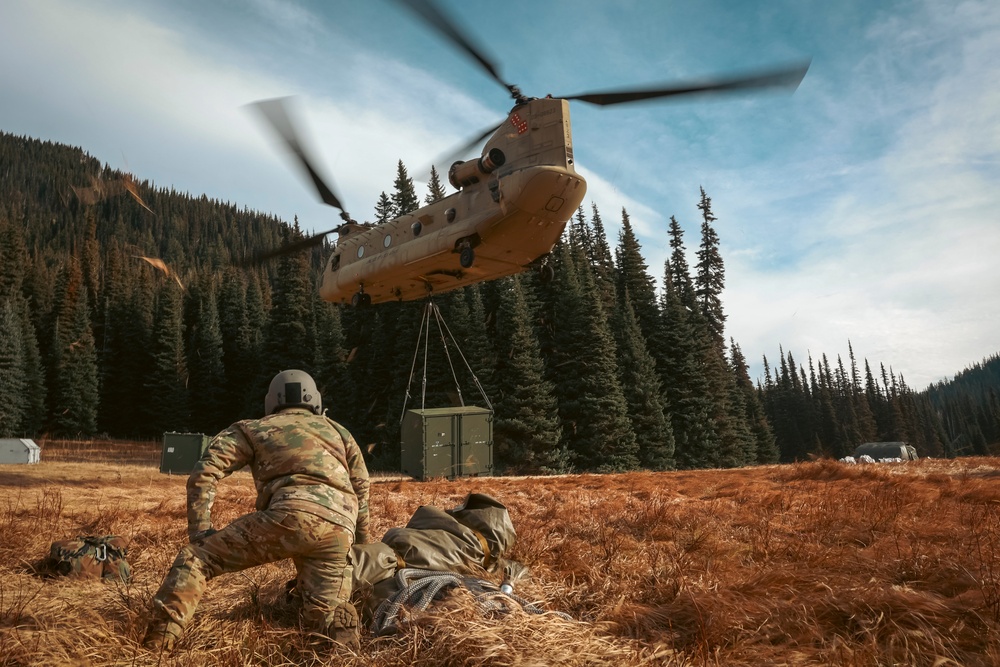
351;291;372;308
459;243;475;269
538;263;555;284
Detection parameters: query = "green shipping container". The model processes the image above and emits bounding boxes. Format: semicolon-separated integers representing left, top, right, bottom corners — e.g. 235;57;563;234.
401;407;493;481
160;432;209;474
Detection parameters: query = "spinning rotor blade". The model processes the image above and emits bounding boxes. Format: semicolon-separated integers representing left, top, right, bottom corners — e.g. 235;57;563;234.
562;61;811;106
425;120;504;177
249;97;350;217
397;0;520;99
240;228;337;267
244;97;356;266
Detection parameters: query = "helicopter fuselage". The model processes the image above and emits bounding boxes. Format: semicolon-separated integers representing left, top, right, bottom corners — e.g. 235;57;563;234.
317;97;587;305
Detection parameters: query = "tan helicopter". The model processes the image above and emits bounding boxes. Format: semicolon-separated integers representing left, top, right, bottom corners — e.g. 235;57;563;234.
248;0;809;307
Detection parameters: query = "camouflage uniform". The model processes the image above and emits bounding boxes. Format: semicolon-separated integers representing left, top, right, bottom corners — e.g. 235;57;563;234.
145;407;369;649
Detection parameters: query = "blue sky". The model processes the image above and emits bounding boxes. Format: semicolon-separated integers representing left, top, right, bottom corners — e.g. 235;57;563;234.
2;0;998;389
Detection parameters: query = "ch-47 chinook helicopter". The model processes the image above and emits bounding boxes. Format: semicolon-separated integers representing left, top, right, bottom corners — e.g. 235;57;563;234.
247;0;809;307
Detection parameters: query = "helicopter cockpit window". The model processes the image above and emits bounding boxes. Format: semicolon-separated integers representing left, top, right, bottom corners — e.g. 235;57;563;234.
383;234;392;248
357;245;365;258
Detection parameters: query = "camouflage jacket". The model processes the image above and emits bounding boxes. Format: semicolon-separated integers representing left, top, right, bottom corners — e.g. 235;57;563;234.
187;408;370;542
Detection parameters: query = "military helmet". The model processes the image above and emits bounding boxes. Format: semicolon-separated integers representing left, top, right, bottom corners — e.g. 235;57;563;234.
265;369;322;415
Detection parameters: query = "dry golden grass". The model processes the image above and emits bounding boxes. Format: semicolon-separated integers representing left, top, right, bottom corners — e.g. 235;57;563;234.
2;446;999;666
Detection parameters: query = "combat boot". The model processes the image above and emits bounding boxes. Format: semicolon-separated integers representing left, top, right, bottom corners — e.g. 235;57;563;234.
142;619;183;652
327;602;360;652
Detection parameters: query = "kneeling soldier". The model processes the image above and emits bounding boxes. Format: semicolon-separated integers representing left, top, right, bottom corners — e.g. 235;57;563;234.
143;369;370;652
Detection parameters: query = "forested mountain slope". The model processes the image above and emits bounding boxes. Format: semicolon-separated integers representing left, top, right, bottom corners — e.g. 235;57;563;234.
1;131;996;468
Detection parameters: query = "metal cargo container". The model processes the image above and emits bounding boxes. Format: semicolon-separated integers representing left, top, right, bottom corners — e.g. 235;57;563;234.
160;432;209;474
400;407;493;481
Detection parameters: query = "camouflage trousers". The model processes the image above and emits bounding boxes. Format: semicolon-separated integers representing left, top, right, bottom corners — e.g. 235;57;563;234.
149;509;354;634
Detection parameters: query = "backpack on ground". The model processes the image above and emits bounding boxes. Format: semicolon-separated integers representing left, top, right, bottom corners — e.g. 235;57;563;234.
40;535;132;582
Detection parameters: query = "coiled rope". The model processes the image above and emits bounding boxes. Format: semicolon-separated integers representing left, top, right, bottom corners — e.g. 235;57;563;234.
371;567;572;636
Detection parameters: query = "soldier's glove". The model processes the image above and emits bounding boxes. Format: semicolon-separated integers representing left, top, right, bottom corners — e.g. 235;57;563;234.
189;528;218;543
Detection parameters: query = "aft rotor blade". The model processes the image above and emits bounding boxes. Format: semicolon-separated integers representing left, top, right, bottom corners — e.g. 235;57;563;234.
249;97;347;212
397;0;515;95
424;120;504;177
239;227;337;267
563;61;811;106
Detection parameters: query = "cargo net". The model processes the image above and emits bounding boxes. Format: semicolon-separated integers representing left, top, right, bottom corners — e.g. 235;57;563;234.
371;567;571;636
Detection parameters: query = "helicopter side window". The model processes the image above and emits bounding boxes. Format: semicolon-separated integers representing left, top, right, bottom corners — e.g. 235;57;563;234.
357;245;365;258
384;234;392;248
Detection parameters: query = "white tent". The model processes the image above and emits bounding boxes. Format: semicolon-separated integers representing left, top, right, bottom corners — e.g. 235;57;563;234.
0;438;41;464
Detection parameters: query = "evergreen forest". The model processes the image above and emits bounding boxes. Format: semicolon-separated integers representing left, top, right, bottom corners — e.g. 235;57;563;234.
1;132;997;472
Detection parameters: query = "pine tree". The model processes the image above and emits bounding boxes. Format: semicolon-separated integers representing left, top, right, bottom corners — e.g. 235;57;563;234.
695;188;726;345
461;284;499;408
218;269;253;421
0;218;44;434
425;166;448;204
731;341;779;464
52;286;100;436
100;253;156;436
374;192;394;224
0;298;26;436
17;296;46;434
348;301;409;468
391;161;420;218
551;238;638;472
659;262;717;468
187;277;227;434
144;281;190;435
314;299;353;421
849;341;878;441
614;208;660;346
48;258;100;437
613;292;674;469
0;215;27;299
239;275;267;418
586;204;617;312
493;276;566;473
261;221;317;376
692;310;752;468
668;216;696;309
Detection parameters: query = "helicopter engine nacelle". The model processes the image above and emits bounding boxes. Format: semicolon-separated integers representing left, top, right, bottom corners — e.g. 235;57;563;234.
448;148;506;189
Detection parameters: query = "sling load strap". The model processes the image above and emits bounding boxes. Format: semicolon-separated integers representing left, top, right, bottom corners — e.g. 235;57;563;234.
471;529;494;570
400;299;494;423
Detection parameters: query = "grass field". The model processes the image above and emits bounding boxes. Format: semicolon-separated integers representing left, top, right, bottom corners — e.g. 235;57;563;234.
2;441;999;665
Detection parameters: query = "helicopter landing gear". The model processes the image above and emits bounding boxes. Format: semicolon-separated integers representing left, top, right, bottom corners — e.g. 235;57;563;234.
459;242;475;269
351;289;372;308
538;263;555;284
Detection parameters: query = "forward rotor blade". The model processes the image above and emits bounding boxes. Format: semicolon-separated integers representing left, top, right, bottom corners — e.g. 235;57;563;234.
239;227;338;267
397;0;514;95
248;97;347;213
563;61;811;106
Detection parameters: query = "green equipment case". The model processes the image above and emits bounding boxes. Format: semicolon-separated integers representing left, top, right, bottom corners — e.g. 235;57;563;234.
401;407;493;481
160;432;209;474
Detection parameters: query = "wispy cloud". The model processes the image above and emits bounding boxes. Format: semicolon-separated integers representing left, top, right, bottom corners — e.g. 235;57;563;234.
3;0;997;390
